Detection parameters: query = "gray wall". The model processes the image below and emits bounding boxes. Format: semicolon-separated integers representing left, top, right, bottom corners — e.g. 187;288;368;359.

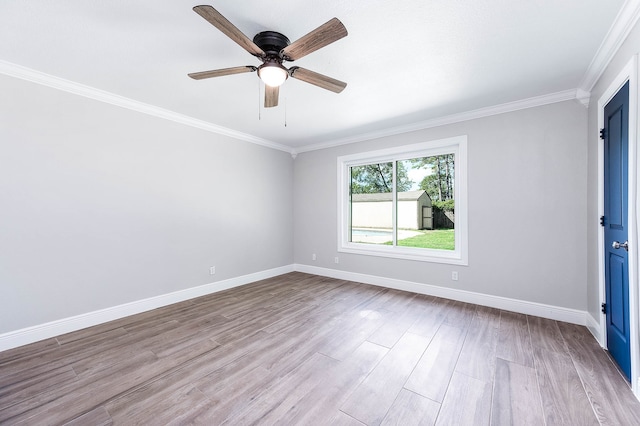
586;19;640;323
0;74;294;334
294;101;588;310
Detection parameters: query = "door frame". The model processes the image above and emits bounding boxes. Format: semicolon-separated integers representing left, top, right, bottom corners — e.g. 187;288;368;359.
598;54;639;395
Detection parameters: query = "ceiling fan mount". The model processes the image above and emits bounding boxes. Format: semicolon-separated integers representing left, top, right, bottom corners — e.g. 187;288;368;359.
253;31;290;57
188;5;348;108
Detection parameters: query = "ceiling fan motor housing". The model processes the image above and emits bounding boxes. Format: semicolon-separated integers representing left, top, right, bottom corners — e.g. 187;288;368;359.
253;31;290;59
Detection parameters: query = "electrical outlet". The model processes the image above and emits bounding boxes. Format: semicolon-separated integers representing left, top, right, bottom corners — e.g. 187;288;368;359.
209;266;216;275
334;257;339;264
451;271;458;281
312;253;317;261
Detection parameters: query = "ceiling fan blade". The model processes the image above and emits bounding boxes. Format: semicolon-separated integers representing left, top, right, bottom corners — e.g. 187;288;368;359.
193;5;265;57
188;66;257;80
289;66;347;93
281;18;347;61
265;85;279;108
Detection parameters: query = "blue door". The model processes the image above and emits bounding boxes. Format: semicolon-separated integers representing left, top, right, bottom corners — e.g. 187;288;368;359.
603;80;630;381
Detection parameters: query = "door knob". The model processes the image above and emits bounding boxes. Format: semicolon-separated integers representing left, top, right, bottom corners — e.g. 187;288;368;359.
612;240;629;251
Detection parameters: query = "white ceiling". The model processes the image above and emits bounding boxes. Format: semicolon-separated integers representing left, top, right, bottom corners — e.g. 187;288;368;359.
0;0;633;152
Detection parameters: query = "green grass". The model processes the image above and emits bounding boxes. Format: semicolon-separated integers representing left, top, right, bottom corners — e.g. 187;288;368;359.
385;228;455;250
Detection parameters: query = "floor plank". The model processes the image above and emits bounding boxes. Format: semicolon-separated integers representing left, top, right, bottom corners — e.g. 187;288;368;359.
0;365;77;411
404;324;467;402
5;350;160;424
366;293;425;348
558;321;640;425
192;365;273;423
407;297;451;341
332;411;368;426
491;358;544;425
221;352;338;425
534;347;599;425
284;341;388;424
495;311;534;367
381;388;440;426
63;406;113;426
528;316;568;354
455;306;500;382
341;332;431;425
436;371;492;425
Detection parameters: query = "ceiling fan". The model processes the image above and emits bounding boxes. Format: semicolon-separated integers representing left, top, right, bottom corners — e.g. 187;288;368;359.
188;5;348;108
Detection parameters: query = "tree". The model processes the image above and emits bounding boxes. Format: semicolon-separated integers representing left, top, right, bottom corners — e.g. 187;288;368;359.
350;162;412;194
413;154;455;202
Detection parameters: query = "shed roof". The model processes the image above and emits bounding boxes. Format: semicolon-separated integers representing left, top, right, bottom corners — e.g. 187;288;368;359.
352;190;429;202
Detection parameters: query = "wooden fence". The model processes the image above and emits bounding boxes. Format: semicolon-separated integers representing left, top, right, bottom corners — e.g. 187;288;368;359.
433;210;455;229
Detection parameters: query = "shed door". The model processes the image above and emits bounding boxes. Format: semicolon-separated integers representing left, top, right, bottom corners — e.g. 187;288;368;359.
422;206;433;230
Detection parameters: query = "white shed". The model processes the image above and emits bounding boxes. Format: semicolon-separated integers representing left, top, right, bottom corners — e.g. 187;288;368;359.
351;190;433;230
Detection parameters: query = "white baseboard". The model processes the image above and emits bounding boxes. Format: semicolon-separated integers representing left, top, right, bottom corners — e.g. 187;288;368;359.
586;312;605;347
294;264;588;326
0;265;294;352
1;263;591;353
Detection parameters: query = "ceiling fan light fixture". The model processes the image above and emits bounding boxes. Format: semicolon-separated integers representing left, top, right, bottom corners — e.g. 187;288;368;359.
258;62;288;87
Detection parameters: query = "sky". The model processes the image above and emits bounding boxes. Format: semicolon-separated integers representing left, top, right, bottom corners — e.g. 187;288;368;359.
406;164;432;190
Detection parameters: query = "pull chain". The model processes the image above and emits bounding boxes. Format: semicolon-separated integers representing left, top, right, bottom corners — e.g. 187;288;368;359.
257;79;261;120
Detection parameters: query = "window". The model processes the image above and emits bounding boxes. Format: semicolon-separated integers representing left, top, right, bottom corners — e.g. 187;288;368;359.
337;136;468;265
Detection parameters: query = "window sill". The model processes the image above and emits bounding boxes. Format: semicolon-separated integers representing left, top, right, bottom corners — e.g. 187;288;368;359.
338;243;468;265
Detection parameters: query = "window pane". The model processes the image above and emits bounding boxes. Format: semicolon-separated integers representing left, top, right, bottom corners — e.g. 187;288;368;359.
350;162;393;244
395;155;455;250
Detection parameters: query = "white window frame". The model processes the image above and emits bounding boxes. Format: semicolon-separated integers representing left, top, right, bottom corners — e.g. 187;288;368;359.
337;135;468;265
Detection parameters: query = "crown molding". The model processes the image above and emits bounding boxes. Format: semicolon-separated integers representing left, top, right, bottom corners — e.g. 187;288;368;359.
579;0;640;92
0;60;293;154
575;88;591;108
0;59;601;157
295;89;579;154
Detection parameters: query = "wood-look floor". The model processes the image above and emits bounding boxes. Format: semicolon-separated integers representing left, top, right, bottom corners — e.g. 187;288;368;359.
2;272;640;425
